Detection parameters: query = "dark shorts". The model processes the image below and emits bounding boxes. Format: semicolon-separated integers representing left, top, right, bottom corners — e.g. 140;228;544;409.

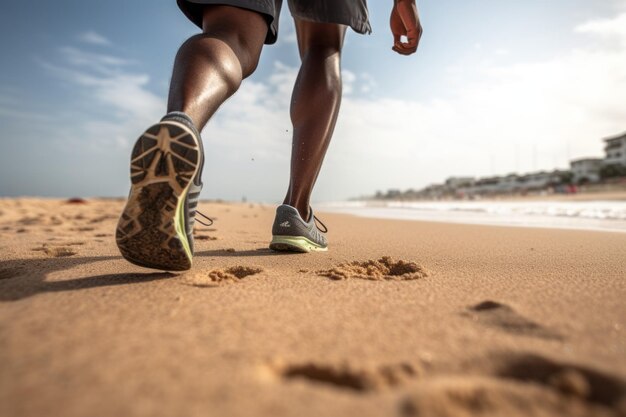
177;0;371;45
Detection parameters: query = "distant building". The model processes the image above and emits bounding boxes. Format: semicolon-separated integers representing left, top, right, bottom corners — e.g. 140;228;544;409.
604;131;626;167
379;130;626;201
570;158;603;184
445;177;474;189
471;177;500;195
519;170;567;190
496;174;520;193
422;183;447;199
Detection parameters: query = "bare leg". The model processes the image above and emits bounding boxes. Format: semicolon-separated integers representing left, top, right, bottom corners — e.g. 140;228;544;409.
167;5;268;130
283;20;347;220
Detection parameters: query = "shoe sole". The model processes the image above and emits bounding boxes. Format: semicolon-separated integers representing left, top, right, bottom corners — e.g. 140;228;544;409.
116;121;200;271
269;235;328;253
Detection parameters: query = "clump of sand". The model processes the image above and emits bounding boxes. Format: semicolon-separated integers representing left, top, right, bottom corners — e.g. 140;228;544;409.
182;266;263;287
32;244;78;258
45;247;77;257
317;256;428;281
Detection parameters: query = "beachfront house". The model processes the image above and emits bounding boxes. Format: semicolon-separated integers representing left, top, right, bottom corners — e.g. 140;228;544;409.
516;170;568;192
570;158;603;184
604;131;626;167
470;177;501;195
496;174;520;193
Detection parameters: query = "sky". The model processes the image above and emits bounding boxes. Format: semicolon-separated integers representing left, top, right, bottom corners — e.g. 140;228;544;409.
1;0;626;202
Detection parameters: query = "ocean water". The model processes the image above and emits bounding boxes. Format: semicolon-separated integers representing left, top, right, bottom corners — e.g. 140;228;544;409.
317;200;626;233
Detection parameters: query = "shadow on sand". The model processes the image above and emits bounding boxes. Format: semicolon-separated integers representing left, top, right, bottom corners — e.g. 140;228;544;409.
0;247;298;301
196;247;297;257
0;255;174;301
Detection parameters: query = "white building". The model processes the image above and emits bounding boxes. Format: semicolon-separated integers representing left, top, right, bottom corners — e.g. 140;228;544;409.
604;131;626;167
570;158;603;183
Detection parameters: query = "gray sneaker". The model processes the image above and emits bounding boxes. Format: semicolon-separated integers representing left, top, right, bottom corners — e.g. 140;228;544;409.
115;112;204;271
269;204;328;252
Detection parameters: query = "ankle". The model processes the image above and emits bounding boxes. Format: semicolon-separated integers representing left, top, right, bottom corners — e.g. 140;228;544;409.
285;203;309;221
161;112;200;138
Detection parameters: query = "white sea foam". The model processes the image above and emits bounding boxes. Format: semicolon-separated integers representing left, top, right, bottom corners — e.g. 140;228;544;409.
318;200;626;233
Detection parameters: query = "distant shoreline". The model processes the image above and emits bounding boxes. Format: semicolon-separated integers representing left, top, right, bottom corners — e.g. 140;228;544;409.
355;189;626;203
320;196;626;233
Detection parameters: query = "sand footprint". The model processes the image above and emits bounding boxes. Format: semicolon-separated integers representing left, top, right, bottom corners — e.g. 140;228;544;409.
463;300;562;340
496;353;626;407
264;361;419;392
317;256;428;281
182;266;263;287
400;353;626;417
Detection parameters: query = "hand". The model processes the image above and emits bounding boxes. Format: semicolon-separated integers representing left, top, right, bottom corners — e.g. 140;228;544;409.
390;0;422;55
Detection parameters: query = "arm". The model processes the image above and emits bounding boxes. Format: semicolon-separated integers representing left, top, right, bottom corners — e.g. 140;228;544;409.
390;0;422;55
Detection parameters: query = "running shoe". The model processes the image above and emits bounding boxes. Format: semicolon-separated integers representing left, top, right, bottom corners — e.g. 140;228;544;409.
116;112;204;271
269;204;328;252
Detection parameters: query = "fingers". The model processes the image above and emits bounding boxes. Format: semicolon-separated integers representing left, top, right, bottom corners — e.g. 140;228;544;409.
392;26;422;55
392;43;415;55
392;37;418;55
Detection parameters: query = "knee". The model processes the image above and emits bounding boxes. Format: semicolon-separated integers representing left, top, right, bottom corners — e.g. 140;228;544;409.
179;33;247;93
303;45;343;88
303;43;342;63
200;5;266;78
199;31;262;79
296;21;345;73
234;36;262;78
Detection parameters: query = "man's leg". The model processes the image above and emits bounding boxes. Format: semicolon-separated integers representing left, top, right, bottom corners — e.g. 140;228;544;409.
116;5;268;271
283;20;347;221
167;5;268;130
268;20;345;253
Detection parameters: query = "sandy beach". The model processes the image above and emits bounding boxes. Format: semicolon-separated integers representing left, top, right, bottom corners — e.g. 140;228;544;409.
0;198;625;417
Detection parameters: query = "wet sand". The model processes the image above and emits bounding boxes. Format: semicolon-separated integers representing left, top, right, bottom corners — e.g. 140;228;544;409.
0;198;625;417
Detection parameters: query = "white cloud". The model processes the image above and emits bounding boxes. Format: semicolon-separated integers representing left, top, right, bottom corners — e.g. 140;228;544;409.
359;72;377;93
78;31;112;46
37;45;163;153
575;12;626;44
59;47;134;74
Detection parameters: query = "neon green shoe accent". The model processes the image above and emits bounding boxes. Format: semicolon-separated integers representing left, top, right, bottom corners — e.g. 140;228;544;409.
174;189;193;263
270;235;328;253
